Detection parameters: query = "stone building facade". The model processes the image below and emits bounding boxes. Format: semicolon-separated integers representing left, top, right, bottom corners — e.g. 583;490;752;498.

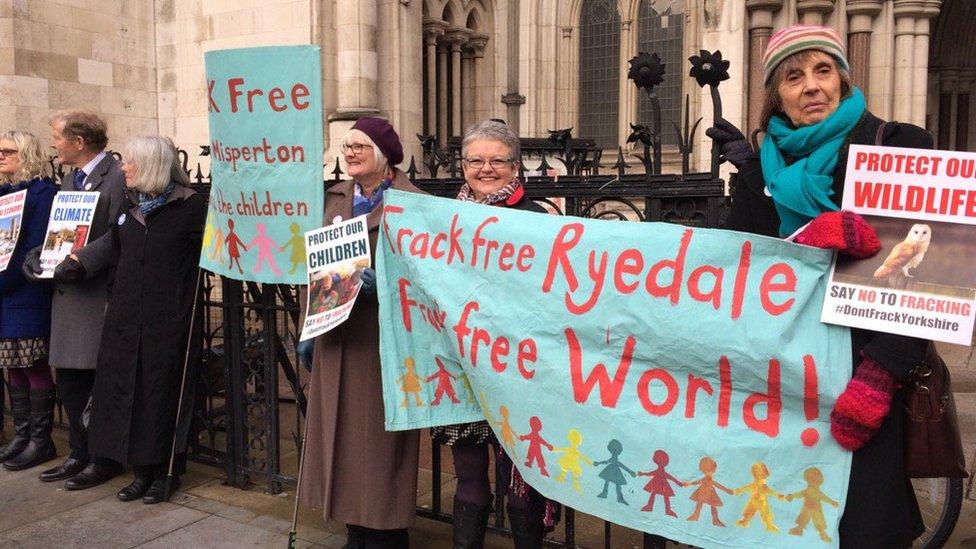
0;0;972;174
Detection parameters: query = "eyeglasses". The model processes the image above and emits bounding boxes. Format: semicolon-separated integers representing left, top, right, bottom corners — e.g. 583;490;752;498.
462;157;514;170
340;143;373;155
0;149;18;157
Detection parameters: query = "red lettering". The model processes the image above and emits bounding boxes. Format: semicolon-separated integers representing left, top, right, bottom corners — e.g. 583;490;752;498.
760;263;796;316
542;223;583;293
516;245;534;272
207;79;220;112
565;328;634;408
646;228;692;305
742;359;782;437
685;374;714;418
636;369;679;416
268;87;286;111
398;278;416;331
291;83;310;109
447;214;465;265
718;356;732;427
490;337;510;373
381;205;404;254
517;339;537;379
452;301;478;358
430;233;446;260
730;240;752;320
687;264;723;309
227;77;245;113
613;248;643;293
498;242;516;271
470;328;491;367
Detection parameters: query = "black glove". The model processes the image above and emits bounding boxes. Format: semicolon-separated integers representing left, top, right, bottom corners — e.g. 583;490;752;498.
705;117;756;170
21;245;43;282
296;339;314;372
360;268;376;295
53;257;86;283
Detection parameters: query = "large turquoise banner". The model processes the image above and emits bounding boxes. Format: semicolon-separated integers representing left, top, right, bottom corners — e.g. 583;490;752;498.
377;190;854;548
200;46;323;283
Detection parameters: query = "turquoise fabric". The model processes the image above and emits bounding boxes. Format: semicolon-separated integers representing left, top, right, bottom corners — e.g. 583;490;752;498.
761;87;866;236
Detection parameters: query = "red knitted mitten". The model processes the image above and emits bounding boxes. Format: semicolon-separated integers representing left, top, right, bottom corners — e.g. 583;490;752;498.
829;357;895;451
795;211;881;258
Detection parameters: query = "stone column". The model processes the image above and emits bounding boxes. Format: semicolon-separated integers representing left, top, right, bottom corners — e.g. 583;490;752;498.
467;33;489;125
796;0;835;25
423;19;446;137
446;29;471;137
845;0;882;97
961;69;975;151
617;19;633;146
891;3;917;123
332;0;378;119
328;0;379;154
746;0;783;134
558;26;574;129
437;41;449;142
461;45;475;130
911;1;941;128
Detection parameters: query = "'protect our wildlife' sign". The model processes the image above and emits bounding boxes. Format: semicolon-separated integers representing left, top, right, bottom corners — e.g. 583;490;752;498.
823;145;976;345
377;190;854;548
200;46;324;284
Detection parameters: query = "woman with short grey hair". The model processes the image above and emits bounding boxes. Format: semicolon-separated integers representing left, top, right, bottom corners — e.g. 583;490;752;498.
69;135;207;504
435;119;557;548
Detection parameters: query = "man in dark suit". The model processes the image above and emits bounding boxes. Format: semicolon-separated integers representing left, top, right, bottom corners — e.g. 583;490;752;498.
23;109;127;489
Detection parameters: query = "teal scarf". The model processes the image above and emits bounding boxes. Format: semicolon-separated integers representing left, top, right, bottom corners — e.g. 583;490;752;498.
761;87;866;236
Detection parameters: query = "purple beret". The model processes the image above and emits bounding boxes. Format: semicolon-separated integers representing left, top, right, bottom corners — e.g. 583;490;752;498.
352;116;404;166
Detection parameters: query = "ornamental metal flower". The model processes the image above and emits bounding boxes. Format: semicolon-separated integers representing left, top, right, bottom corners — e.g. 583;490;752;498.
688;49;730;88
628;52;665;91
626;123;653;147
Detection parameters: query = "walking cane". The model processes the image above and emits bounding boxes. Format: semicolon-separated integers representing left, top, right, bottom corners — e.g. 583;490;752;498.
164;268;204;502
287;388;312;549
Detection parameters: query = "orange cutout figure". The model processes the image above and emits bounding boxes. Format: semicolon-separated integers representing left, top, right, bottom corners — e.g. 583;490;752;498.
398;357;424;408
425;357;460;405
519;416;554;476
733;462;786;532
786;467;839;543
554;429;594;492
637;450;684;517
478;393;519;461
684;456;733;527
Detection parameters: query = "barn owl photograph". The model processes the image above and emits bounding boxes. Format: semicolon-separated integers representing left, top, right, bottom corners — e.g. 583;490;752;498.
873;223;932;279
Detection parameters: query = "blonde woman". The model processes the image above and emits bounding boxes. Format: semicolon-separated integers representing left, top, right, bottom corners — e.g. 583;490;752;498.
70;135;206;504
0;131;58;471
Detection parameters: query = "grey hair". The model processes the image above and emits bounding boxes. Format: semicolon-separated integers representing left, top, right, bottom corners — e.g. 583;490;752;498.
0;131;49;184
122;135;180;195
461;120;520;160
343;129;389;176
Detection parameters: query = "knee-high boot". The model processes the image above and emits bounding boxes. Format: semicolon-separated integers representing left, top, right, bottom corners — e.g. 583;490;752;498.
0;386;30;462
507;502;545;549
4;387;57;470
452;495;492;549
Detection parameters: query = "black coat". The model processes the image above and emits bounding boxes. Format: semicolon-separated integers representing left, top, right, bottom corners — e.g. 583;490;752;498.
79;185;206;466
723;112;931;549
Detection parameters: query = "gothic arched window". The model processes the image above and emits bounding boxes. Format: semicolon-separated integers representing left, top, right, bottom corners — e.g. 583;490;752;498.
637;0;684;145
578;0;621;148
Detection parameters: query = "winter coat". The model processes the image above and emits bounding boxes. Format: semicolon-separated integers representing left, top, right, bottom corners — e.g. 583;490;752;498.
77;184;206;466
49;155;127;369
723;111;931;549
299;170;424;530
0;177;55;338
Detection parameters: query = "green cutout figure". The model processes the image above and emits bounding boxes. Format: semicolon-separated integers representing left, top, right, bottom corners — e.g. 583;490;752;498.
593;439;636;505
280;222;306;275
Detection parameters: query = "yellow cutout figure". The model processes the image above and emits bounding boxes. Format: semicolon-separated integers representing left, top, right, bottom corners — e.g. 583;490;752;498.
554;429;594;492
280;222;307;275
210;224;225;265
786;467;839;543
733;462;786;532
203;221;214;254
398;357;424;408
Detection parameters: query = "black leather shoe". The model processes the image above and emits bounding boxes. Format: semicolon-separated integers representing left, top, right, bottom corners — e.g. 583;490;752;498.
39;457;88;482
118;476;153;502
64;462;121;491
143;477;178;504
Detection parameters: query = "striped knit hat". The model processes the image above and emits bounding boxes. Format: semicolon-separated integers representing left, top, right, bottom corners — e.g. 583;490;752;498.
762;25;849;86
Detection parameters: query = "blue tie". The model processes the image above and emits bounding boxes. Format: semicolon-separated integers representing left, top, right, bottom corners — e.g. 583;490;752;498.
73;170;86;190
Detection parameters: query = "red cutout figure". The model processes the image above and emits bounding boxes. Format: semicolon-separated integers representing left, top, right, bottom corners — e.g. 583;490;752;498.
425;357;460;405
637;449;684;517
224;218;248;274
519;416;554;477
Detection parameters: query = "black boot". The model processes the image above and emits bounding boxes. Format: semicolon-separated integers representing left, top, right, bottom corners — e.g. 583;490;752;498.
507;503;545;549
4;388;57;471
0;386;30;463
342;525;366;549
453;495;491;549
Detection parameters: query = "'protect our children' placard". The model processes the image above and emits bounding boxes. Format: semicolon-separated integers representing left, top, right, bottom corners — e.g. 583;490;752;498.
822;145;976;345
200;46;324;284
38;191;98;278
300;215;370;341
377;190;854;548
0;189;27;272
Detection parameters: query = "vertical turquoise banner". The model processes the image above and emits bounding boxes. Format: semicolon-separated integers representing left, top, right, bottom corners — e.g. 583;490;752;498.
200;46;323;283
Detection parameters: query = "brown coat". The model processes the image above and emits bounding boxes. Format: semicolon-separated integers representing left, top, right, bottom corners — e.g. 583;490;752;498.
299;170;423;530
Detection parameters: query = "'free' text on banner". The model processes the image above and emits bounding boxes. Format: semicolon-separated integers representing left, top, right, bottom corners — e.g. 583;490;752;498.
377;190;853;548
201;46;324;284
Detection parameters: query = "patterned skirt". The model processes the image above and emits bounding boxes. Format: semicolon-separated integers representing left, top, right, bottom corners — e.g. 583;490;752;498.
0;337;48;369
430;420;495;447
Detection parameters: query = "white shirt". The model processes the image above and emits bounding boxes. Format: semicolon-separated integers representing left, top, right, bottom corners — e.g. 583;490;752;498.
78;151;107;184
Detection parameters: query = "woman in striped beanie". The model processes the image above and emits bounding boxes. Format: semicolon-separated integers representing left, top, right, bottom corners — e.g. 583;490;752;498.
712;24;934;549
